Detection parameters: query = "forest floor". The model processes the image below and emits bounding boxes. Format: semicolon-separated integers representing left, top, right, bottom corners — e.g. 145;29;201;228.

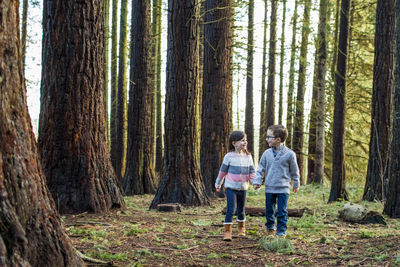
64;184;400;267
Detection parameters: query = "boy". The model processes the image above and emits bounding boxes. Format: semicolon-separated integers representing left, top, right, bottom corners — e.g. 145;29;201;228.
253;125;300;237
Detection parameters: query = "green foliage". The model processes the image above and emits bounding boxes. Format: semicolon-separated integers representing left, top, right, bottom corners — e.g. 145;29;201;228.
359;230;374;239
191;219;212;226
259;236;294;253
124;224;148;236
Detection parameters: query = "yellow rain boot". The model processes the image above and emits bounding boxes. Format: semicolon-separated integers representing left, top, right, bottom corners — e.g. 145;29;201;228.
238;221;246;236
223;224;232;241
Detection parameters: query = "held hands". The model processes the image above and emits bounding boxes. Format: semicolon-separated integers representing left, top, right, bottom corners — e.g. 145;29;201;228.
253;184;260;190
293;187;299;193
215;184;221;192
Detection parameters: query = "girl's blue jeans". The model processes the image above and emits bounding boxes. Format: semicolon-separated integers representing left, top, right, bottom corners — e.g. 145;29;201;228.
265;193;289;235
224;188;247;224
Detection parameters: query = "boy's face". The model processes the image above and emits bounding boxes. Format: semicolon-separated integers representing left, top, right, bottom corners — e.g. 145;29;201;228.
266;130;281;148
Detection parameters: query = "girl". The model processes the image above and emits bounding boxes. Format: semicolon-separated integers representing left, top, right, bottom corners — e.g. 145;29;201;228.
215;131;256;241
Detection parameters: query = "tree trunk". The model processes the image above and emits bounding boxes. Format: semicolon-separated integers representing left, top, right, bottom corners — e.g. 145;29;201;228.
292;0;311;184
384;0;400;217
104;0;110;143
286;0;299;148
266;0;278;129
21;0;28;68
313;0;328;184
0;2;84;265
259;0;268;160
124;0;157;195
115;0;129;182
110;0;119;174
150;0;210;208
245;0;254;153
201;0;233;196
328;0;351;203
278;0;287;125
363;0;395;201
154;0;163;173
39;0;125;214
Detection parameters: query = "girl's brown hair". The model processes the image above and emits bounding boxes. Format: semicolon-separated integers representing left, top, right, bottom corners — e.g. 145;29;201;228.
228;131;250;155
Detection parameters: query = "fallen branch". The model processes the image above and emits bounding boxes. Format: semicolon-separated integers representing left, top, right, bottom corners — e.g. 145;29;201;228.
75;249;111;266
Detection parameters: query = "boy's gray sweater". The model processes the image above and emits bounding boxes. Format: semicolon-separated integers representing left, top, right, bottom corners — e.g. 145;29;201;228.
253;145;300;194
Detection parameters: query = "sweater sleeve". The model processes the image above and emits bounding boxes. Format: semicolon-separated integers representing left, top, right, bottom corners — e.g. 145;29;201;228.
290;151;300;189
252;152;266;186
215;153;230;187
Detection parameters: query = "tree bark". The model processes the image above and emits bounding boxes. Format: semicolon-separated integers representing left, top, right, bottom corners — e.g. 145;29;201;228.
115;0;129;182
201;0;233;196
124;0;157;195
154;0;163;173
104;0;110;143
266;0;278;129
0;1;84;265
329;0;351;203
278;0;287;125
21;0;28;68
286;0;299;148
292;0;311;184
39;0;125;214
313;0;328;184
384;0;400;217
150;0;210;208
259;0;269;160
245;0;255;153
363;0;395;201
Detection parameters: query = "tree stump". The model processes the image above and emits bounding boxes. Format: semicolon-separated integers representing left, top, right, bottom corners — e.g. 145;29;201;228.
156;203;182;212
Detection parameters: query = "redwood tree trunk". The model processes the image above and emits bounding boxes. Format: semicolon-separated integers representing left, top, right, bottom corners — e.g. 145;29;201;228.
384;0;400;217
0;1;84;265
329;0;351;203
363;0;395;201
259;0;268;160
200;0;233;196
266;0;277;128
39;0;125;214
151;0;210;208
123;0;157;195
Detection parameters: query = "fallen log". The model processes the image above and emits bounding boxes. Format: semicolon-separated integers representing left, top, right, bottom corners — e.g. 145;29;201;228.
156;203;182;212
222;207;308;217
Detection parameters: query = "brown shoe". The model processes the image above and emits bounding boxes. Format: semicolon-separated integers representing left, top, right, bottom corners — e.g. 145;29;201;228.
238;221;246;236
223;224;232;241
266;229;275;236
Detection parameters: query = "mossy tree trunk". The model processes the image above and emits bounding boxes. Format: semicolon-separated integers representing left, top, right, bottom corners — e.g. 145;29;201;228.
150;0;210;208
38;0;125;213
329;0;352;203
123;0;157;195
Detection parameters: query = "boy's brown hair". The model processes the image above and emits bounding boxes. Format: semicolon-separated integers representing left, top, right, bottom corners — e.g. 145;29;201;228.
268;125;288;142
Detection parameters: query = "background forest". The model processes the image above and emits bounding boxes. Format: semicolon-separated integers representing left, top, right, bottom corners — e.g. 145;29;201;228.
1;0;400;265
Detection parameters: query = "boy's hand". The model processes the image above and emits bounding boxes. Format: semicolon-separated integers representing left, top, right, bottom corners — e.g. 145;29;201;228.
293;187;299;193
253;184;260;190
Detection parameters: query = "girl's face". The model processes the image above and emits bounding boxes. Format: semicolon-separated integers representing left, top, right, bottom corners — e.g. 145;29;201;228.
232;137;247;152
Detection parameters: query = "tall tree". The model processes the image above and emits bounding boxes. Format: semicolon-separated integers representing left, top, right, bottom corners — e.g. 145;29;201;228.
259;0;269;160
39;0;125;213
115;0;129;181
292;0;311;184
384;0;400;217
153;0;163;173
328;0;351;203
245;0;255;153
0;2;84;265
286;0;299;148
363;0;395;201
266;0;278;129
200;0;233;196
110;0;119;173
104;0;110;142
278;0;287;125
150;0;210;208
21;0;28;68
312;0;328;184
124;0;157;195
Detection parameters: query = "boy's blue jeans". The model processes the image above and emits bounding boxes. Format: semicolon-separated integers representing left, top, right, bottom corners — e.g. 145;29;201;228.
224;188;246;224
265;193;289;235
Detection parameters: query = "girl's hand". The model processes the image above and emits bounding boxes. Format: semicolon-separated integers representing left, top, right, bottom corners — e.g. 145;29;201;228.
293;187;299;193
216;187;221;192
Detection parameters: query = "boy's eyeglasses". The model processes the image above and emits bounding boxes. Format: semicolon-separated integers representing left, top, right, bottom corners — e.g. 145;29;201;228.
266;135;277;140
